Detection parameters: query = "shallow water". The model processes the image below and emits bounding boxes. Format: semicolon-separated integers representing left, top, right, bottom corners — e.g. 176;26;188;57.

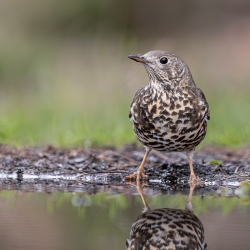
0;183;250;250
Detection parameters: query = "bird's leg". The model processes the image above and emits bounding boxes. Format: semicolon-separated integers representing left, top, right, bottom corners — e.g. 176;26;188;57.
188;157;196;183
126;148;151;181
185;182;196;212
125;180;151;212
136;181;151;213
187;150;197;183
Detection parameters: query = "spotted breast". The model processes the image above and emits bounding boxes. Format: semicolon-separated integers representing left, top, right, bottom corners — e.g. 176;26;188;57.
129;84;209;152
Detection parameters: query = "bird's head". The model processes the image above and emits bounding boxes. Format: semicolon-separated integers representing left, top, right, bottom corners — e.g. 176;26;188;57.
128;50;194;88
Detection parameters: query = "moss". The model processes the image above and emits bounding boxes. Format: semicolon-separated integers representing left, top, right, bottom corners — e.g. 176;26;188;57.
209;159;223;165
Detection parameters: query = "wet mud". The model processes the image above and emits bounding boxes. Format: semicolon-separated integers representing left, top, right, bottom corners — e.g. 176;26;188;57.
0;144;249;193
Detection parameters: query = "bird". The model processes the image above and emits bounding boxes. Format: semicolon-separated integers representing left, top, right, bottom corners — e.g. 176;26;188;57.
126;183;207;250
127;50;210;183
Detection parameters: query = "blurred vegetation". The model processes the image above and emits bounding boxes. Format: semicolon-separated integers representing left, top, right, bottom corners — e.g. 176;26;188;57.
0;0;250;147
1;188;250;219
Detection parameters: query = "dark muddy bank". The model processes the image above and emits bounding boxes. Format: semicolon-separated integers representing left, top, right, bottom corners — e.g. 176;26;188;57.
0;144;249;193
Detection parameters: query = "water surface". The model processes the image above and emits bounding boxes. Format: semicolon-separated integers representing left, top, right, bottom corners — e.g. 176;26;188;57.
0;183;250;250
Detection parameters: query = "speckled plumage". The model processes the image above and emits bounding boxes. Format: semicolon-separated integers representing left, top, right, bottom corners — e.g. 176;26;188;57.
127;51;210;182
126;207;206;250
126;182;207;250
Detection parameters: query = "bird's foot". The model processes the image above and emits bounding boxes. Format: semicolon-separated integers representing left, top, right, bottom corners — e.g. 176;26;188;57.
189;181;196;191
126;180;147;188
189;174;197;183
189;174;203;186
126;168;148;182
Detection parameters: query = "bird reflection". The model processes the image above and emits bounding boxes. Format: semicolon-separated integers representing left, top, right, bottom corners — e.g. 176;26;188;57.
126;183;207;250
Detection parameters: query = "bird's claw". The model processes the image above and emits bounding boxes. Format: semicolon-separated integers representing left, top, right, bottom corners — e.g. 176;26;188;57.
189;174;203;186
126;169;148;182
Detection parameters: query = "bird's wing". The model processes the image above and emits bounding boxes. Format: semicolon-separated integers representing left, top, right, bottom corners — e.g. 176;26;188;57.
129;87;143;120
129;86;153;129
195;87;210;121
187;87;210;124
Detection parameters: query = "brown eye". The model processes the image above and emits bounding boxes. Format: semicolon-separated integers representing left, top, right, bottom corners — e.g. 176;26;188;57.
160;57;168;64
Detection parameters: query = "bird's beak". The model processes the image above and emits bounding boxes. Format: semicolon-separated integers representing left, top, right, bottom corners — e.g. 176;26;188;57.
128;54;145;63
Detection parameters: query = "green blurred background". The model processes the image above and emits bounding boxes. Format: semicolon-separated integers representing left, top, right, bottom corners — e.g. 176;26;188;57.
0;0;250;147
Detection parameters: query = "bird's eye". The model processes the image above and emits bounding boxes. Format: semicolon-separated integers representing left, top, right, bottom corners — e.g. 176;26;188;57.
160;57;168;64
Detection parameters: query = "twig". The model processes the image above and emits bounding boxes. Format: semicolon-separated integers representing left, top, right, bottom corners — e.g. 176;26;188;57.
151;150;172;162
107;164;133;171
103;150;138;164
